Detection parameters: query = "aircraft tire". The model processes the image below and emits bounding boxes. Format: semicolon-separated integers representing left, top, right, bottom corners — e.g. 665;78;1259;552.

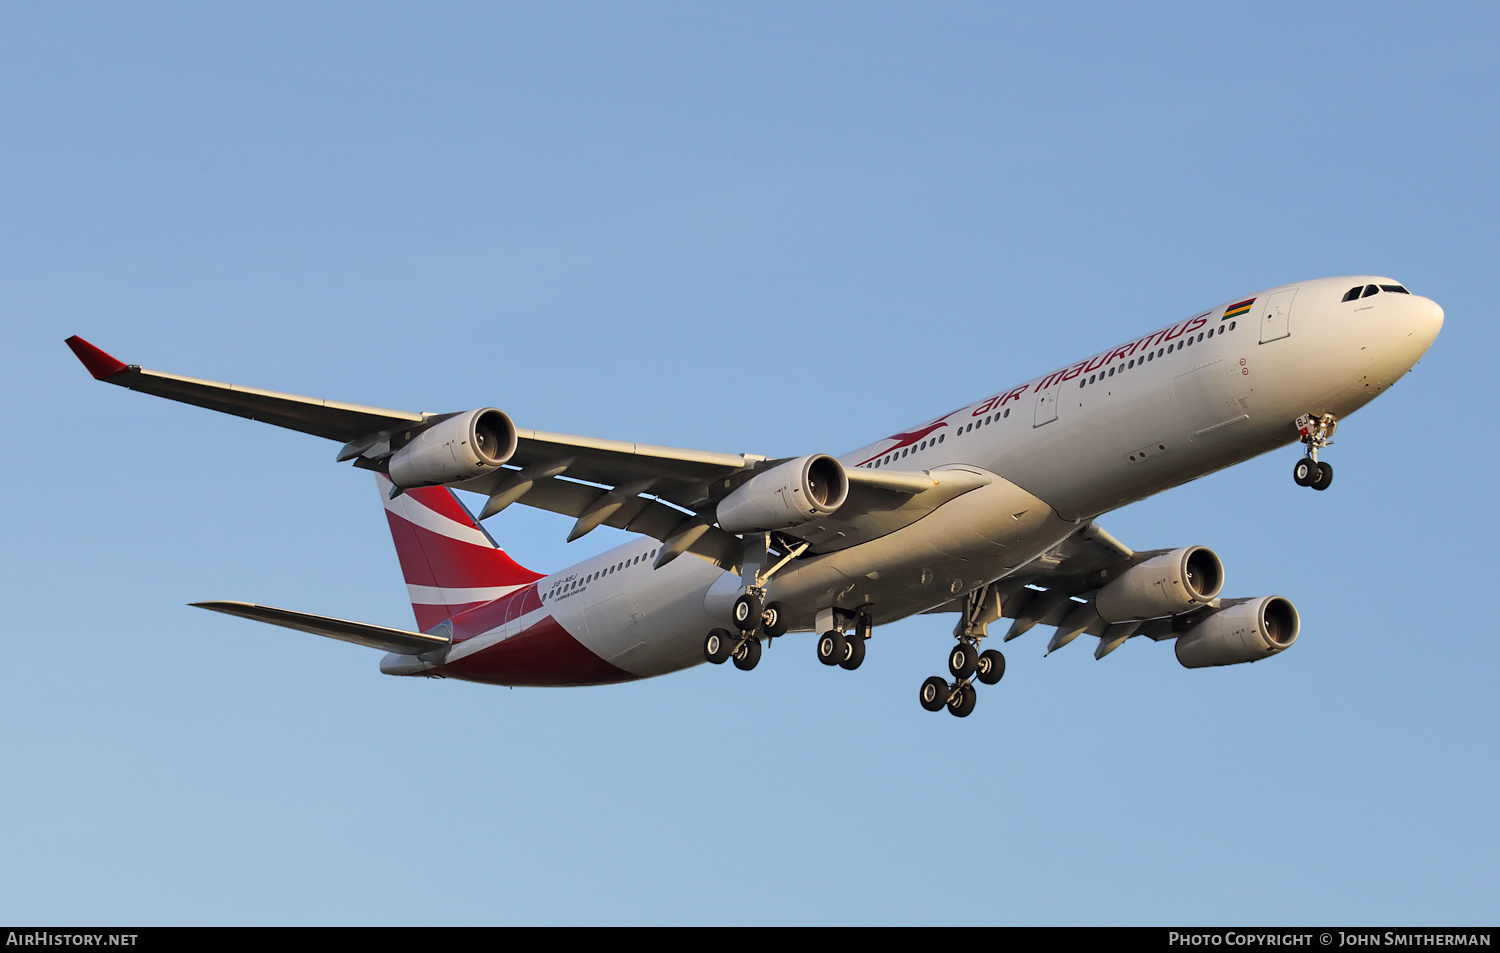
839;633;866;671
762;603;788;638
732;592;763;631
947;683;977;718
732;637;762;671
817;630;846;666
976;649;1006;685
1311;461;1334;491
948;642;979;680
704;629;734;664
920;676;949;712
1293;457;1318;487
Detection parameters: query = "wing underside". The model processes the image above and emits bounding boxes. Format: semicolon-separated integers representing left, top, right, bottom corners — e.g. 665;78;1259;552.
925;522;1209;648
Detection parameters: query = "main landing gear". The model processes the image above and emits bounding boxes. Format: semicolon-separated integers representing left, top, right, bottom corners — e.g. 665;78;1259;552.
1292;413;1337;491
704;535;806;673
920;586;1006;718
703;594;788;672
817;613;871;671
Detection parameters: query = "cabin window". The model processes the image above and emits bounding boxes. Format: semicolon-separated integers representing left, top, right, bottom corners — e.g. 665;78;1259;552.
1003;408;1010;417
1108;366;1115;377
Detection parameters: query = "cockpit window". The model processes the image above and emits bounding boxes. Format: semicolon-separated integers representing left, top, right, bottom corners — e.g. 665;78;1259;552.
1342;286;1363;302
1379;284;1410;294
1361;284;1379;298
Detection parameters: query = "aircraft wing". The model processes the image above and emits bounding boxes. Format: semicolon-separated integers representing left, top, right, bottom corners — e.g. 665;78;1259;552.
923;521;1211;647
65;335;427;442
69;336;986;571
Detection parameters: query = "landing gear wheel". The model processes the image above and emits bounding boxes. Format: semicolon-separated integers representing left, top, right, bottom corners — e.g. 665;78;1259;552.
732;592;764;631
732;637;762;671
919;676;949;712
1310;461;1333;491
1293;457;1318;487
839;633;866;671
948;642;979;680
762;602;787;638
976;649;1006;685
704;628;733;665
817;630;847;666
947;683;977;718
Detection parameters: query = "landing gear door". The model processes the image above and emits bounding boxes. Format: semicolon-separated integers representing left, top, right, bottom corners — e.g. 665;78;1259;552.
1033;379;1061;427
1259;288;1297;344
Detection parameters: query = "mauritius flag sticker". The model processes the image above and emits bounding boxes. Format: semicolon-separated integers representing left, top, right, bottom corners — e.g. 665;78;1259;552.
1223;298;1255;320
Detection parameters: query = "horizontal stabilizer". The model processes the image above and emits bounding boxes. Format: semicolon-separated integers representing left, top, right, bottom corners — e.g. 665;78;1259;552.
191;601;451;654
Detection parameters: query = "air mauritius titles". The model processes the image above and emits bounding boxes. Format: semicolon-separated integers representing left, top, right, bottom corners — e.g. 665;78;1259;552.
970;306;1238;417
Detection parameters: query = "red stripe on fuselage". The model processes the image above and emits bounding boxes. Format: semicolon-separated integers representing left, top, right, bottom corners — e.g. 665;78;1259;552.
435;613;636;687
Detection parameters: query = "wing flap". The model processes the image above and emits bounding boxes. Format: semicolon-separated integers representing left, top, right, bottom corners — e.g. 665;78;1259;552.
192;601;450;654
484;477;744;571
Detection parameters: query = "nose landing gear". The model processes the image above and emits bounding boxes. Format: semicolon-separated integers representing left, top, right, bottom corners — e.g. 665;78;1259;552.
1293;413;1337;491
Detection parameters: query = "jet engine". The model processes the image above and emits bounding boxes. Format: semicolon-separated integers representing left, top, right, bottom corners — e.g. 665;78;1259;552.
387;408;517;488
1094;546;1224;622
1174;596;1300;668
716;455;849;535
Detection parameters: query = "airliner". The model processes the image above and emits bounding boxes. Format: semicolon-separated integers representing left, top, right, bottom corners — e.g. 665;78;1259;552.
66;275;1443;716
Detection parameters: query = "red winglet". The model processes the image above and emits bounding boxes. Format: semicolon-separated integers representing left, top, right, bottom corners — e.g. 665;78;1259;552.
65;336;131;380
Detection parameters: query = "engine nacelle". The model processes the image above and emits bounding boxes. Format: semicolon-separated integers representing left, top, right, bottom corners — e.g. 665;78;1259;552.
387;408;517;488
717;455;849;535
1094;546;1224;622
1175;596;1300;668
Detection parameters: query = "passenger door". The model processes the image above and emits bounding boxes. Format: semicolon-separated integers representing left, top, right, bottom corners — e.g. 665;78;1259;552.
1033;379;1061;427
1259;288;1297;344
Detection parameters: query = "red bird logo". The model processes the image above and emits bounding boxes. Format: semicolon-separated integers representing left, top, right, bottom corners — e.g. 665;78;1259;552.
855;410;964;466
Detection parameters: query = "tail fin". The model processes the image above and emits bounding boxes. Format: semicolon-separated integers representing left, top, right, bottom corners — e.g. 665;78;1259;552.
377;474;545;631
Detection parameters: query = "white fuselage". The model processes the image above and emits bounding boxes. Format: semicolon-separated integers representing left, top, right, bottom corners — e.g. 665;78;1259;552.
429;276;1443;683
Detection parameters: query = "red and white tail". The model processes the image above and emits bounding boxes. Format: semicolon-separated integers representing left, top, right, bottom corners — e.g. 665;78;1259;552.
376;474;545;631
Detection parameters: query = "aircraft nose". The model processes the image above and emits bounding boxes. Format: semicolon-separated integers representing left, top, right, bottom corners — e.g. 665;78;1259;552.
1416;296;1444;347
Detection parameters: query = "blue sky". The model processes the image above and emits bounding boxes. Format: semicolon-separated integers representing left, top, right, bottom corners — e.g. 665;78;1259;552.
2;2;1496;925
